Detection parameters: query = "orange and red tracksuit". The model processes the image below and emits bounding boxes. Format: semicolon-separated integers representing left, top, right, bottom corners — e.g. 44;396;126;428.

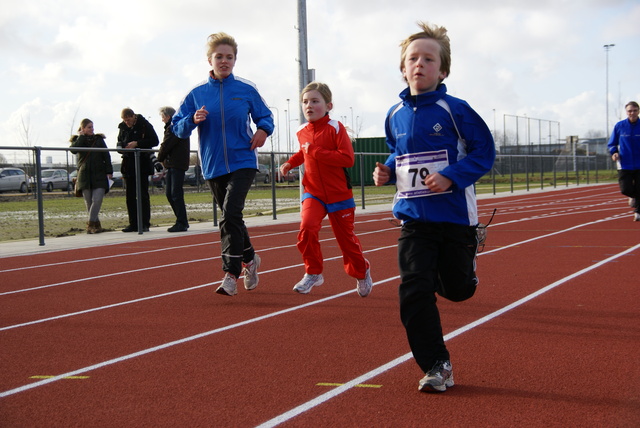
285;114;368;279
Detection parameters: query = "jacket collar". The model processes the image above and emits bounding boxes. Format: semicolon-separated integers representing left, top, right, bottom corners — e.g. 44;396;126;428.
306;113;331;130
209;71;235;84
400;83;448;108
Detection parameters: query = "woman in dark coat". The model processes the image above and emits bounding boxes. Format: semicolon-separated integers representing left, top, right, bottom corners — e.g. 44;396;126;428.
70;118;113;233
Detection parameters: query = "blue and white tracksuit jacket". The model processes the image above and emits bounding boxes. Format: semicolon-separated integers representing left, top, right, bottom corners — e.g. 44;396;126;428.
172;72;274;180
384;84;495;226
607;118;640;171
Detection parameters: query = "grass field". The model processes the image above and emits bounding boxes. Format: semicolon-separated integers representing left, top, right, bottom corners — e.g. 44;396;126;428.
0;170;617;242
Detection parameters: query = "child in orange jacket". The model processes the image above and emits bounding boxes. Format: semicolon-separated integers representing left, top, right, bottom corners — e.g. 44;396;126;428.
280;82;373;297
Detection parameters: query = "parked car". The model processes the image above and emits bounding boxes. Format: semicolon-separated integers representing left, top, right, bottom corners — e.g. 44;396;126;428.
33;169;72;192
105;163;122;188
254;164;271;184
0;167;29;193
185;165;205;186
276;167;299;183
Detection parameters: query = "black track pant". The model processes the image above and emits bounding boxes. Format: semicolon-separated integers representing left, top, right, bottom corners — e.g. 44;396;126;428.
398;221;479;373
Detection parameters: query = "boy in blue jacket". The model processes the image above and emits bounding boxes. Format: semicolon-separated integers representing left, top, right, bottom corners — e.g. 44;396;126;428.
374;22;495;392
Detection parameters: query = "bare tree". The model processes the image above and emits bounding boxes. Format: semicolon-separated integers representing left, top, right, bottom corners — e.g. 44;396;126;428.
583;129;606;139
19;113;38;147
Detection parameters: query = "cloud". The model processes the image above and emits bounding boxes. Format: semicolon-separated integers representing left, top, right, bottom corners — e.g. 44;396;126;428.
0;0;638;164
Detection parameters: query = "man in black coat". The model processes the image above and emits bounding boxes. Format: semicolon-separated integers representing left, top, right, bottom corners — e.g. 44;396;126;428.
158;106;191;232
117;108;159;232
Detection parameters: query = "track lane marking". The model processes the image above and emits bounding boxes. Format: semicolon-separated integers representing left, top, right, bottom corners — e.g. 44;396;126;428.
0;245;397;332
0;276;399;398
0;228;399;296
0;210;629;329
3;238;637;398
255;242;640;428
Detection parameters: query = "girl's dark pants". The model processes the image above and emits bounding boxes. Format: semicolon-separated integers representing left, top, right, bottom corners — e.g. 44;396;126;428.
208;168;256;278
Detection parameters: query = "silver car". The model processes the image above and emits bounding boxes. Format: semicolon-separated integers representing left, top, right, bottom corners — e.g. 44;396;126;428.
36;169;72;192
0;167;29;193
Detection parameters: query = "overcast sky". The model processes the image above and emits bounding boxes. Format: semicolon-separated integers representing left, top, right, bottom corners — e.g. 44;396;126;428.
1;0;638;164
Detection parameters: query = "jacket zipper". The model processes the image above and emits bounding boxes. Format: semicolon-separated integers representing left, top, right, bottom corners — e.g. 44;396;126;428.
219;80;230;174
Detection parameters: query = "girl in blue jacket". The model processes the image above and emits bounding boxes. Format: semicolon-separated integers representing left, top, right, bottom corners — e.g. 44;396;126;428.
374;22;495;393
173;32;274;296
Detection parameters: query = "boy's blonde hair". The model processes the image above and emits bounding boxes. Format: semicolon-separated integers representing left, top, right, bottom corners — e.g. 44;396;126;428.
300;81;332;104
399;22;451;82
206;32;238;59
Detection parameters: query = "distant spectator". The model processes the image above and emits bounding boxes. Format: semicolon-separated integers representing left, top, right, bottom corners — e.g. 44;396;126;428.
158;106;190;232
116;108;159;232
70;118;113;234
608;101;640;222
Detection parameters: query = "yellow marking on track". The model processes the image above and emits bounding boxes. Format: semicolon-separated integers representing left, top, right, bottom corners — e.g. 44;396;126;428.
30;375;90;380
317;382;382;388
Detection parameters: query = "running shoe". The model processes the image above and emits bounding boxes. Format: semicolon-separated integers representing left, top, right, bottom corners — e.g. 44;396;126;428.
293;273;324;294
476;223;487;245
356;261;373;297
242;253;261;290
418;360;454;392
216;273;238;296
634;213;640;222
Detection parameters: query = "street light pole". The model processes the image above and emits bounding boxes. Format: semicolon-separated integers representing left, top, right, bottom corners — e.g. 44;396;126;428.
286;98;291;154
604;44;615;138
268;106;280;152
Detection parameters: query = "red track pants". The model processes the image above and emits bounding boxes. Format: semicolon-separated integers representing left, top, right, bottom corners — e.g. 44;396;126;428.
297;197;368;279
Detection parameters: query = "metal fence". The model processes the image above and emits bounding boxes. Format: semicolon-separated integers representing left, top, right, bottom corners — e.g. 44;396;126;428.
0;145;618;246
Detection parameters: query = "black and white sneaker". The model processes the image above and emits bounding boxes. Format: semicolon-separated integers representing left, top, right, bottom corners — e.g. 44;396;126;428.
418;360;454;392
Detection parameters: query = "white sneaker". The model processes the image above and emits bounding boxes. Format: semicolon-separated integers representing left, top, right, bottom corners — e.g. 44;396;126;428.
356;261;372;297
293;273;324;294
216;273;238;296
634;213;640;222
242;253;261;290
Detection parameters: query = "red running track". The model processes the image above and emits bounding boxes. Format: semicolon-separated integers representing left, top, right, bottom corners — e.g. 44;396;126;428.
1;183;639;427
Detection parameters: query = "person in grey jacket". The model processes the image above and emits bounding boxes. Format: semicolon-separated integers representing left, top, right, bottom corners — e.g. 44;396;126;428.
158;106;190;232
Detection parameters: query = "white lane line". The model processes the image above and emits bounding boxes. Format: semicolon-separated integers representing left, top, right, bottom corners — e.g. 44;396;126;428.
0;276;400;398
0;211;626;328
0;228;399;296
0;217;389;274
0;245;397;332
255;242;640;428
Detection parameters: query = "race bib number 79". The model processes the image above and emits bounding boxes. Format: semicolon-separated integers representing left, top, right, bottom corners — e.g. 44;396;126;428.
395;150;451;199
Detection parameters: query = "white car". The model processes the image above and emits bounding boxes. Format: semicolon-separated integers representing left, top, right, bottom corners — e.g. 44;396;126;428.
0;167;29;193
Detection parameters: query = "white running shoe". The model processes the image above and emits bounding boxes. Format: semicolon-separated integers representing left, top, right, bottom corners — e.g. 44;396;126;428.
634;213;640;222
356;261;373;297
418;360;454;392
293;273;324;294
242;253;261;290
216;273;238;296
